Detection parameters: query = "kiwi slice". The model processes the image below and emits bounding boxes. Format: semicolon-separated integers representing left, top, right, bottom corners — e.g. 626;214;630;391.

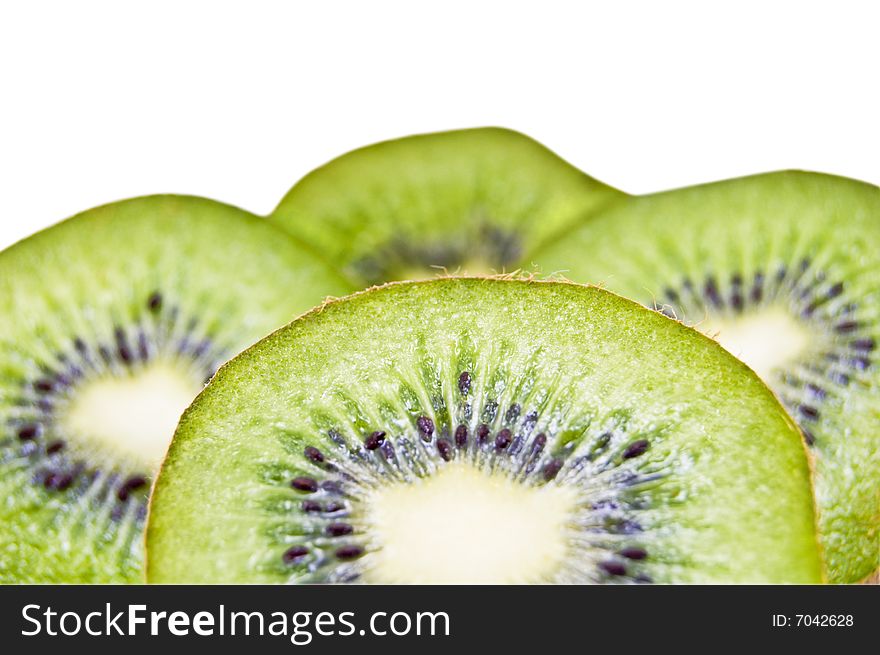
147;278;822;584
534;172;880;582
0;195;350;583
269;127;624;286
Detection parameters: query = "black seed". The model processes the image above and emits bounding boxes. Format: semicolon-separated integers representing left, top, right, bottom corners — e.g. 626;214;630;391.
596;432;612;448
827;282;844;299
45;440;65;454
147;292;163;312
835;320;859;333
599;561;627;576
291;477;319;493
128;334;146;363
17;424;41;440
543;458;563;481
117;475;147;501
805;383;826;400
495;429;512;449
454;424;468;447
458;371;472;395
664;288;679;304
476;424;490;444
829;371;849;386
634;574;654;584
74;337;88;354
849;356;870;371
192;339;211;358
118;345;134;363
798;405;819;421
44;472;74;491
34;378;55;393
304;446;325;463
592;499;619;511
364;431;386;450
326;523;353;537
282;546;309;564
436;439;453;461
731;273;743;286
619;546;648;560
802;428;816;446
301;500;322;513
730;292;743;312
531;433;547;454
324;501;345;513
623;439;649;459
750;271;764;303
505;404;520;423
417;416;434;440
336;545;364;560
482;401;498;422
852;338;875;352
801;301;818;318
703;276;722;307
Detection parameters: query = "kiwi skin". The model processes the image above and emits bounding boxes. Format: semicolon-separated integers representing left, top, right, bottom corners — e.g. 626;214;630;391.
532;171;880;583
0;194;352;583
147;277;823;584
269;127;626;287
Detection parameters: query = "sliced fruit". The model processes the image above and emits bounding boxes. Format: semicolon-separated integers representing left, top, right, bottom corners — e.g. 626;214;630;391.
148;278;822;584
0;195;350;583
269;127;624;286
534;171;880;582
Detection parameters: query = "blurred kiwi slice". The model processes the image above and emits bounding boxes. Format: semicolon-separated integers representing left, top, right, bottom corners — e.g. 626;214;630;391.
148;278;822;584
535;172;880;582
269;127;624;286
0;195;350;583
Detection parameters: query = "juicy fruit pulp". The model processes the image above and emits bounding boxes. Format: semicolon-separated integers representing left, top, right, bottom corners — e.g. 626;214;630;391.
534;172;880;582
0;195;350;583
148;278;822;584
269;127;624;287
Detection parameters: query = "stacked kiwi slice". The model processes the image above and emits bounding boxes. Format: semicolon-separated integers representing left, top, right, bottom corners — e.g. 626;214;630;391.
147;279;822;583
0;196;348;582
534;172;879;583
2;127;875;584
269;128;624;286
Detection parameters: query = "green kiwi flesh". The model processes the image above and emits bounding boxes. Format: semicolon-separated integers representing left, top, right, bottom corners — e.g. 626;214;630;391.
0;195;351;583
534;172;880;582
147;278;822;584
269;127;624;287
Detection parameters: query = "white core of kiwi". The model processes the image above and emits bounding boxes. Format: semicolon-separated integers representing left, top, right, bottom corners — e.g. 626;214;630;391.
361;461;577;584
61;360;203;470
699;308;812;381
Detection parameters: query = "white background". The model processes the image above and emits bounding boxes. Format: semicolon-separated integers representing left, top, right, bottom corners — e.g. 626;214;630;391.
1;0;877;250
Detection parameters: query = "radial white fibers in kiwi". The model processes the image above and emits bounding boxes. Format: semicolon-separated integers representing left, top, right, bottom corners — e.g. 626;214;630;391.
148;278;822;584
0;196;351;583
534;172;880;582
269;127;624;286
